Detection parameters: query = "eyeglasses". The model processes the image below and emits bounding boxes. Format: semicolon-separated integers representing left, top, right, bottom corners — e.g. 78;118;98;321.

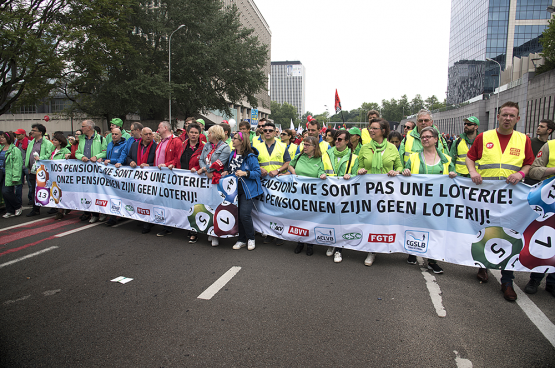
304;143;314;147
417;119;431;123
263;129;274;133
369;127;381;131
335;137;344;142
421;135;435;140
464;122;477;126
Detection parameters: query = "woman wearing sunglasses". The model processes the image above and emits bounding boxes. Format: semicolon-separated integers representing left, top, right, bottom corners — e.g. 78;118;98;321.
322;129;359;263
402;126;456;274
222;131;263;251
279;129;300;160
286;135;326;256
357;118;403;267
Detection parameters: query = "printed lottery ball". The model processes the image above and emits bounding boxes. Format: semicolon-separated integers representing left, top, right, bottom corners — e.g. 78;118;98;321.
471;227;523;270
213;203;238;237
520;216;555;270
187;204;214;233
50;182;62;204
36;165;49;187
528;179;555;218
35;187;50;206
217;176;238;205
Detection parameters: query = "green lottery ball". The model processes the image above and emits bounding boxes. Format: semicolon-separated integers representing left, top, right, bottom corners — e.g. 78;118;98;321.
187;204;214;233
471;226;523;269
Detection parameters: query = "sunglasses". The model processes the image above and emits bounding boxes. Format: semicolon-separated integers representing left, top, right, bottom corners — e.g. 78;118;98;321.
263;129;274;133
464;122;477;126
335;137;344;142
417;119;431;123
280;132;288;136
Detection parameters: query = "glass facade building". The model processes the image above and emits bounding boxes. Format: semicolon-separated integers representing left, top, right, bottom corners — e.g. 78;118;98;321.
270;61;306;119
447;0;552;104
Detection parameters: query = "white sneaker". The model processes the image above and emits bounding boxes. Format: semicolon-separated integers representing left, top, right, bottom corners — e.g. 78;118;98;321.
89;216;99;223
326;247;334;257
233;241;246;250
98;214;107;222
208;236;213;241
211;237;219;246
334;251;342;263
364;253;376;266
2;213;15;218
15;208;23;216
248;239;255;250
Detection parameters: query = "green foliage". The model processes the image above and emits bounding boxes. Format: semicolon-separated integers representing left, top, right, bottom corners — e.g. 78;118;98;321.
538;18;555;74
269;101;300;127
0;0;135;116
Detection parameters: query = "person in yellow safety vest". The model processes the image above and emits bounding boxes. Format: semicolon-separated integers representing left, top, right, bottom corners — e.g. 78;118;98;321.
466;101;535;302
279;129;300;159
298;119;331;154
322;129;359;264
255;121;291;246
449;116;479;177
399;109;449;165
402;126;456;275
361;110;380;145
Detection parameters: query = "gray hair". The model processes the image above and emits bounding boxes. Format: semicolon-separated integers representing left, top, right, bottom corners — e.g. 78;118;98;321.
83;119;95;129
420;126;438;139
159;121;171;131
131;122;144;131
416;109;433;120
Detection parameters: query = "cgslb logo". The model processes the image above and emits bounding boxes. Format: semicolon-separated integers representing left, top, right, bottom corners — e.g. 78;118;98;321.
404;230;429;253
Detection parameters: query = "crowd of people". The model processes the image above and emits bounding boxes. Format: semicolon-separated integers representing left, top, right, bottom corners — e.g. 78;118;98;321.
1;101;554;302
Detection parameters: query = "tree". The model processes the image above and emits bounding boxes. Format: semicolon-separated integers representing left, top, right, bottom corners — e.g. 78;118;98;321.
538;18;555;74
269;101;297;128
425;95;440;110
0;0;134;116
63;0;269;123
410;94;425;114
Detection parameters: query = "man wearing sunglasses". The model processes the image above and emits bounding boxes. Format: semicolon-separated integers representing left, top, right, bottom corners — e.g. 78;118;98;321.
449;116;479;177
399;109;449;165
254;121;290;246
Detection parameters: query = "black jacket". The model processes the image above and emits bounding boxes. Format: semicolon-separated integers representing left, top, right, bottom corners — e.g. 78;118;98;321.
125;140;157;166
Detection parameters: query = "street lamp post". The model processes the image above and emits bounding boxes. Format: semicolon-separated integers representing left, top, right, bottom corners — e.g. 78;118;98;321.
169;24;186;124
486;57;501;128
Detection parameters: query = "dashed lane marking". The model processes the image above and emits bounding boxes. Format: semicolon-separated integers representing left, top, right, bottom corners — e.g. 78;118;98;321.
0;246;59;269
198;266;242;300
55;222;103;237
0;216;56;233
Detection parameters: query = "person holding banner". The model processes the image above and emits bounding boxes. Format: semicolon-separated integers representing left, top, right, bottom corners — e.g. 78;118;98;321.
322;130;359;263
287;136;327;256
449;116;479;178
399;109;449;166
194;125;231;246
402;126;456;274
101;128;128;169
466;101;535;301
221;131;262;251
25;123;55;217
0;132;23;218
357;118;403;266
279;129;300;160
48;132;71;220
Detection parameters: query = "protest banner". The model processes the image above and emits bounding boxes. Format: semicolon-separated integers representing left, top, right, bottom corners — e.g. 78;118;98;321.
35;160;239;238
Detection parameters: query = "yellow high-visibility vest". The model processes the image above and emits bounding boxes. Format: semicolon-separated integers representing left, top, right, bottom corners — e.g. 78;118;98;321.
476;129;527;180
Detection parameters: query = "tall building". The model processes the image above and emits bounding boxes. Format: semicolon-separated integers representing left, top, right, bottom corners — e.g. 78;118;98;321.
447;0;552;104
270;61;306;119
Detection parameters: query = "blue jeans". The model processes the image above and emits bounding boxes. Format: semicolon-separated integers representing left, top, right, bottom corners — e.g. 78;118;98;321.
15;166;30;202
238;193;255;242
531;272;555;286
501;270;514;285
0;171;23;214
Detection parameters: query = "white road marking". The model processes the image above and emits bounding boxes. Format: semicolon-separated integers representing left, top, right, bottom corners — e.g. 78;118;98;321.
490;270;555;348
54;222;103;237
198;266;242;300
454;350;473;368
43;289;61;296
111;219;132;228
0;216;55;233
418;257;446;317
3;295;31;305
0;246;59;269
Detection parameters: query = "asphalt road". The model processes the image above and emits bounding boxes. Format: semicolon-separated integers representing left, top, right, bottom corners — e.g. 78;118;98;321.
0;199;554;367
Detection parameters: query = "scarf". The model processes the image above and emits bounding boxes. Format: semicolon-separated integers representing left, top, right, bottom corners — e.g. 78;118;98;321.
370;139;388;174
137;139;154;165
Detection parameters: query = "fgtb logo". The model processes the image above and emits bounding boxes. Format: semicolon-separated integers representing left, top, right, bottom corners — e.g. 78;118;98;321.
314;227;336;245
368;233;396;243
137;207;150;216
404;230;429;253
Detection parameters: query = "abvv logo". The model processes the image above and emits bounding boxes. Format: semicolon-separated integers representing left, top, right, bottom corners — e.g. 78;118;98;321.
288;226;309;237
95;199;108;207
404;230;429;253
314;227;336;245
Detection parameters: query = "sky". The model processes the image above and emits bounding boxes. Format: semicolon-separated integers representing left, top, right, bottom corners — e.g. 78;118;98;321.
254;0;452;116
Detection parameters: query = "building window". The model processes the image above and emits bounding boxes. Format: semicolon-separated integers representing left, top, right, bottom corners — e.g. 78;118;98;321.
19;105;36;114
51;99;71;113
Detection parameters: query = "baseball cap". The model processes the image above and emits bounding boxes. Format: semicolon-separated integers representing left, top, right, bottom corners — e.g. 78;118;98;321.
464;116;480;126
15;129;26;135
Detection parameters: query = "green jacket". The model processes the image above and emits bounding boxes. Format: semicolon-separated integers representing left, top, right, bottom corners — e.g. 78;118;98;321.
324;148;359;176
76;132;107;160
51;146;71;160
2;144;23;186
358;141;403;173
25;137;55;168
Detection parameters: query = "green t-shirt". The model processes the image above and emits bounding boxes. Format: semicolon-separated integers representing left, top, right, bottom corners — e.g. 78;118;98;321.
290;154;325;178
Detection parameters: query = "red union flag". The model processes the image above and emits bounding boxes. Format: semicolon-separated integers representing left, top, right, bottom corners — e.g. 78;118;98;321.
334;89;342;114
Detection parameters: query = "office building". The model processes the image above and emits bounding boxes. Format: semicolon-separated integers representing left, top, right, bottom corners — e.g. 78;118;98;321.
270;61;306;119
447;0;552;105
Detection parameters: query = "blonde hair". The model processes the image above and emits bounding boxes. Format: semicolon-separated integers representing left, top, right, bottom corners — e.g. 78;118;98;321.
208;125;225;141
